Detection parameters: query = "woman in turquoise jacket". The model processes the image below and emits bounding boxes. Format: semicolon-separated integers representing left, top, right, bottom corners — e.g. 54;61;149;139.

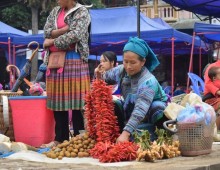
95;37;168;143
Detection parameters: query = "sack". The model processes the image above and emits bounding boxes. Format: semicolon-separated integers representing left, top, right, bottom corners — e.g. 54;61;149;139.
164;102;185;120
47;51;66;69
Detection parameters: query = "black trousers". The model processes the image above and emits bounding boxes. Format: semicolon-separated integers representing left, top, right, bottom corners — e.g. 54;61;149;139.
54;110;84;142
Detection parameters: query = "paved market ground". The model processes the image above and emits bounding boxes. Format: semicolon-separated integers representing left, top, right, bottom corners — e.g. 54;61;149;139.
1;144;220;170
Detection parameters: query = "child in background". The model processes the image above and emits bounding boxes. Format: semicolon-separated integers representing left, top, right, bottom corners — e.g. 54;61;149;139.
208;66;220;90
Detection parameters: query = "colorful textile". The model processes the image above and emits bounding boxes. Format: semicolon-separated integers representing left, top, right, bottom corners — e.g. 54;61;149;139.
29;83;44;96
46;51;90;111
44;3;91;62
103;65;167;133
123;37;160;72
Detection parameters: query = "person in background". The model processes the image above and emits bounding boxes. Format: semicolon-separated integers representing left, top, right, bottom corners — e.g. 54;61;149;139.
0;50;10;90
95;37;168;143
41;0;91;148
204;63;220;130
96;51;124;131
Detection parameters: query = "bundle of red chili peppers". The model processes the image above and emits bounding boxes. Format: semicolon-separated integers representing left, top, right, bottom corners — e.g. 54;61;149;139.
85;79;138;162
90;141;138;163
84;79;120;142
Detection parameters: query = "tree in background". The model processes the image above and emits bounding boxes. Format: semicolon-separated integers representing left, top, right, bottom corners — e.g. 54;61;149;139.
0;0;105;80
1;4;31;31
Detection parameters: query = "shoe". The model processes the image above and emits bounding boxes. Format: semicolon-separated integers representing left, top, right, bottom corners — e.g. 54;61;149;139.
40;141;60;148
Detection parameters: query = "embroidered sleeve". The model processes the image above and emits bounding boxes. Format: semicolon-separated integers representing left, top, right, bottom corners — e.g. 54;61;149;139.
103;65;124;84
54;7;91;49
44;7;59;38
123;80;157;134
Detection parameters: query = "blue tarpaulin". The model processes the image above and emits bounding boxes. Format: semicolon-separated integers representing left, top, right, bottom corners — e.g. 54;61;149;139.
163;0;220;18
12;7;204;55
194;22;220;42
0;21;28;36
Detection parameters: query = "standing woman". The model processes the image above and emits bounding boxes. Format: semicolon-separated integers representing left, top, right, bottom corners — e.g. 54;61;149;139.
41;0;91;147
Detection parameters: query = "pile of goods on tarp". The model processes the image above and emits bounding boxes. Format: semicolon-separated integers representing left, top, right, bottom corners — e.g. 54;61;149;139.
0;134;37;154
44;132;95;159
135;128;180;162
164;93;217;156
84;79;139;162
164;93;216;123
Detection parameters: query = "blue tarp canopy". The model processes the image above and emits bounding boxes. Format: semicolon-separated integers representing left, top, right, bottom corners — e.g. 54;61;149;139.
194;22;220;42
0;21;28;36
12;7;204;55
151;18;172;28
90;7;204;54
163;0;220;18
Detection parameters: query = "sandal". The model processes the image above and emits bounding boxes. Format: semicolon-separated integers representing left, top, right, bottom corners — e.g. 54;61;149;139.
40;141;60;148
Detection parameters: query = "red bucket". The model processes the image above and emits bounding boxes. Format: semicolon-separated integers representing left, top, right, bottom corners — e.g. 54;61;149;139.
9;96;55;147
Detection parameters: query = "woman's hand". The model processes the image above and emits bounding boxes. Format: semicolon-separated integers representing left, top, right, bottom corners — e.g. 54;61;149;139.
43;38;54;49
116;131;130;143
94;64;104;79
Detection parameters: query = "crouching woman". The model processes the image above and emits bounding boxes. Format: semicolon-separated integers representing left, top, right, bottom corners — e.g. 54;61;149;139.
95;37;168;143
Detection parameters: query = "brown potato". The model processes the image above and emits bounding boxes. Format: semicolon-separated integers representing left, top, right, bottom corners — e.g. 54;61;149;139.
83;140;89;145
58;156;63;160
78;143;83;148
79;148;84;152
87;138;92;142
65;151;71;157
78;152;84;157
75;145;80;149
70;152;77;158
51;153;57;159
83;145;88;149
73;148;79;153
77;140;82;144
59;152;64;157
83;152;89;157
83;134;89;140
57;144;62;148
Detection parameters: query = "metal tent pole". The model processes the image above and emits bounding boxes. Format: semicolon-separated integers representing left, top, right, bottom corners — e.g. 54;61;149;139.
137;0;140;38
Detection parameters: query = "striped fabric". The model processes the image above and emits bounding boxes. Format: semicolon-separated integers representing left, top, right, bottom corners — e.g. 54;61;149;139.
46;51;90;111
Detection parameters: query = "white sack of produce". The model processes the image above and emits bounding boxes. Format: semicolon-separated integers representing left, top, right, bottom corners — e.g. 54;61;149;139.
11;142;37;152
0;142;12;154
180;93;202;107
164;103;185;120
0;134;10;143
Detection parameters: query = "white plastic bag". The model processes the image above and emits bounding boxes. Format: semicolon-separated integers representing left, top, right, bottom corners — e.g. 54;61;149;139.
164;103;185;120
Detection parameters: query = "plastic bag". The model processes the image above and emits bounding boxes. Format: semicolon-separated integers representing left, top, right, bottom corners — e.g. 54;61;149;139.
180;93;202;107
177;105;204;124
164;102;185;120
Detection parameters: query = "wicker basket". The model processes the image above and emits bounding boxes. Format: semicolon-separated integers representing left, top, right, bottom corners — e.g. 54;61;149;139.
177;120;215;156
0;90;23;103
0;91;23;141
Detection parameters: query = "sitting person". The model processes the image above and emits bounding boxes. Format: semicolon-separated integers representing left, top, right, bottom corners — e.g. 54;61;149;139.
95;37;168;143
204;64;220;130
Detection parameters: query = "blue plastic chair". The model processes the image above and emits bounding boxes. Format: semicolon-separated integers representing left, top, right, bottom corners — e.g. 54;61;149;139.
163;86;172;95
188;72;204;96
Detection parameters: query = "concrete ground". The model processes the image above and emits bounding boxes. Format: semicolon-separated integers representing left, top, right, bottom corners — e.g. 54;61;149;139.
0;144;220;170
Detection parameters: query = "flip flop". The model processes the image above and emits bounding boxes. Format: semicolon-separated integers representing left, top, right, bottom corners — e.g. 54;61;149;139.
40;141;60;148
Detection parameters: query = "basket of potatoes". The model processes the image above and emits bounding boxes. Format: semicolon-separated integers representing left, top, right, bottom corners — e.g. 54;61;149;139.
44;133;95;160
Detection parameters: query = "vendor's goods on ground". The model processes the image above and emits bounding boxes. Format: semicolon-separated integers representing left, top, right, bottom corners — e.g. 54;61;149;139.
134;129;181;162
43;133;95;160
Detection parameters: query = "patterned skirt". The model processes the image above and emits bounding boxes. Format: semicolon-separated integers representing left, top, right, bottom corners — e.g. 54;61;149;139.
46;51;90;111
